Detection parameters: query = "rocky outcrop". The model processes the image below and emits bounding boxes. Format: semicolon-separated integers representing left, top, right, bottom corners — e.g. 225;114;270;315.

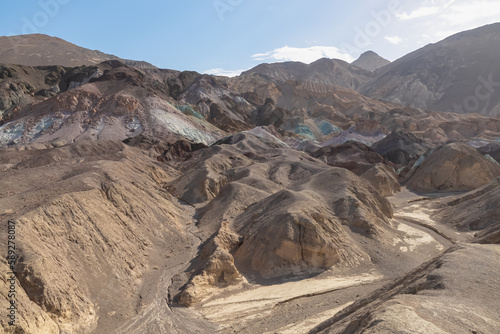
174;133;394;306
361;163;401;196
234;168;393;279
371;128;430;166
406;143;500;192
312;140;393;175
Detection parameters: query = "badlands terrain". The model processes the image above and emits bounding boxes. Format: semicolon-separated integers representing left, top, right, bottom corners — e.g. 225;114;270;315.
1;23;500;334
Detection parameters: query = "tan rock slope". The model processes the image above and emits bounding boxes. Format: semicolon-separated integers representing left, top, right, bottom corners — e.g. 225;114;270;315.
169;133;396;306
0;140;215;333
406;143;500;192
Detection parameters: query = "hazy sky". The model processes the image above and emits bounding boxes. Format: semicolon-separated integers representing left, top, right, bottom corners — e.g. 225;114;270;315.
1;0;499;76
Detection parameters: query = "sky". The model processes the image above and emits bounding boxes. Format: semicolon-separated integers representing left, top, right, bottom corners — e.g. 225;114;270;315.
1;0;499;76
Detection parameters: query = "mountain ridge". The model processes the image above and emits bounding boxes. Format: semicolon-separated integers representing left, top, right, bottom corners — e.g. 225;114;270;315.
0;33;156;69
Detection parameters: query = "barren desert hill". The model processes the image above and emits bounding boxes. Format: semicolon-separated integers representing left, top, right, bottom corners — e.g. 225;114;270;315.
2;23;500;334
0;34;155;68
361;22;500;116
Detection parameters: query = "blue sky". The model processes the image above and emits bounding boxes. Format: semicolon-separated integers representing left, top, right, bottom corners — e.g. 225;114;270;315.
1;0;500;76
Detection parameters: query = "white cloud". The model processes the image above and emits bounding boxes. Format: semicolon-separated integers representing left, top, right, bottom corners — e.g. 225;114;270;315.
439;1;500;26
396;6;441;20
204;68;246;77
251;45;355;64
385;35;404;45
389;0;500;48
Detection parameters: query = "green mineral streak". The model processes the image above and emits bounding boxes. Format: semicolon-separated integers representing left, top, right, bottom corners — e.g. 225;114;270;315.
176;105;205;120
317;120;341;136
294;124;315;140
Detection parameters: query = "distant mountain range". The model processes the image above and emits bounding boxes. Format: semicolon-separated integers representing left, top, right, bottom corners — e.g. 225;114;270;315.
1;23;500;151
1;25;500;116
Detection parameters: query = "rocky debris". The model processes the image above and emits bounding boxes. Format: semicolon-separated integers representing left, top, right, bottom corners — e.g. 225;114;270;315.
123;135;208;162
372;128;431;166
312;140;393;175
178;221;244;306
406;143;500;192
437;177;500;244
352;51;391;72
361;163;401;196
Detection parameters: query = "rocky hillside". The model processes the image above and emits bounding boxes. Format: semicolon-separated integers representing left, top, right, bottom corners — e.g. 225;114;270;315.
361;23;500;116
2;25;500;334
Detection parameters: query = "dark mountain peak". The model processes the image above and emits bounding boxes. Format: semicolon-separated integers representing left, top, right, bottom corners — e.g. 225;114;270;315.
352;51;390;71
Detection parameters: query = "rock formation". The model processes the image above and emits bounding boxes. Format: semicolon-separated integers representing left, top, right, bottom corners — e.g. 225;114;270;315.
406;143;500;192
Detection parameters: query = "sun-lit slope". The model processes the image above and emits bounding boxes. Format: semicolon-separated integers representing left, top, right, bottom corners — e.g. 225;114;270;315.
166;132;434;308
0;61;223;147
406;143;500;192
0;140;214;333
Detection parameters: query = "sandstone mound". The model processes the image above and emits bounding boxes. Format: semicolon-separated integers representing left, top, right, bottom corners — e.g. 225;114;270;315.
406;143;500;192
234;168;393;279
